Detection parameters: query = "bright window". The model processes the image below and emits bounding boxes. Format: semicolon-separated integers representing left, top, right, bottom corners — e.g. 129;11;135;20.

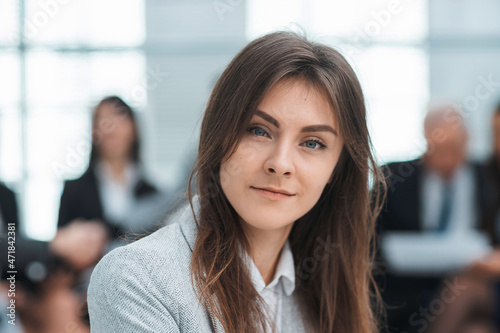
0;1;146;241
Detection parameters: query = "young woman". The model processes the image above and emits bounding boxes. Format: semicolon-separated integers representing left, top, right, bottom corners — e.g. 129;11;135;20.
87;31;386;333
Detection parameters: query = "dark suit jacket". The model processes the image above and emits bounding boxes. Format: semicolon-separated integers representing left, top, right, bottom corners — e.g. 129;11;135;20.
378;158;489;233
57;164;158;239
481;156;500;244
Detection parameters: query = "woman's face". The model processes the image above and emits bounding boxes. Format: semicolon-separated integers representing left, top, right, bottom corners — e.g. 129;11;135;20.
93;103;135;161
220;78;344;236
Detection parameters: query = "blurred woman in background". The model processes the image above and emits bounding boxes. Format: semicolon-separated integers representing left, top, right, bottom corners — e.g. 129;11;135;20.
52;96;171;331
58;95;167;247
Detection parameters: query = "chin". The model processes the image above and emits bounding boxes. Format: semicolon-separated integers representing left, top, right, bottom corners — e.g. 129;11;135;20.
243;215;294;232
249;224;292;232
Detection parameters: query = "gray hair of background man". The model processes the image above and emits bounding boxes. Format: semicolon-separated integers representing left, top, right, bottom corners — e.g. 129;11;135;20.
423;103;469;179
424;103;468;139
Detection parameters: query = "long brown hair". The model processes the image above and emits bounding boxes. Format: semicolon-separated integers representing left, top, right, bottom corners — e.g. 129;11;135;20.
186;31;387;333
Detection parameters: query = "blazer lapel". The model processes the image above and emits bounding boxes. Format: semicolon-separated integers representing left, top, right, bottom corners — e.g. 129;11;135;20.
86;166;105;220
177;195;225;332
207;308;225;333
177;194;201;251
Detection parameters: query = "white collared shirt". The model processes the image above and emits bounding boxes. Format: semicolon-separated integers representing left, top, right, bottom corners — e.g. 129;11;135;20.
94;161;140;224
421;164;477;233
239;239;296;333
92;161;171;247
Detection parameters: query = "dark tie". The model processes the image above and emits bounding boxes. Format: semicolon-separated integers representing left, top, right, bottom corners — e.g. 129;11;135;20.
437;182;453;232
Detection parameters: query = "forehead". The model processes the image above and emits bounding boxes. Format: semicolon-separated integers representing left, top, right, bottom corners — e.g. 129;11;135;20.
255;78;337;127
429;125;466;146
95;103;124;118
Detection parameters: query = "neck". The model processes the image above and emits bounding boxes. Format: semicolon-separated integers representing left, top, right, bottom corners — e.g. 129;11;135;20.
423;157;458;182
243;223;293;285
102;157;130;181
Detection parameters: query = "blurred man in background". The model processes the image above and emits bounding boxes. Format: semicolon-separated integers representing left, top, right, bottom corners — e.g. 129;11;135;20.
376;104;492;333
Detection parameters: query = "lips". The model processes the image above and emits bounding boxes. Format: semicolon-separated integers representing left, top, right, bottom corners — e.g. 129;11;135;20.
250;186;295;196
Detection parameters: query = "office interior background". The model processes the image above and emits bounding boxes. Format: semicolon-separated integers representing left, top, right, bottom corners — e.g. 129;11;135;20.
0;0;499;241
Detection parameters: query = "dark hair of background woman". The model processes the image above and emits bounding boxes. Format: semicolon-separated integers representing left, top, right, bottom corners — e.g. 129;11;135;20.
186;31;387;333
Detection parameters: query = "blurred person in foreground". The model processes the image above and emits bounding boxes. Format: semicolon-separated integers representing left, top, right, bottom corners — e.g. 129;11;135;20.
0;182;106;333
376;104;492;333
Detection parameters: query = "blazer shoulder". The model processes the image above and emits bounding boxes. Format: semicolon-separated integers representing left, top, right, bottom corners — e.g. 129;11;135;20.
87;222;208;332
382;158;423;180
384;158;423;171
89;221;195;298
95;222;190;272
62;167;96;190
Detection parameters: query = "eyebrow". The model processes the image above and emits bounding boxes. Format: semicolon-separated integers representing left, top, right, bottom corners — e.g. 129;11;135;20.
254;109;338;136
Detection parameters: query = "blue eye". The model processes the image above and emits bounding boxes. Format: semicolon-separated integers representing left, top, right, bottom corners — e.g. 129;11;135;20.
247;125;327;150
304;140;327;150
249;126;268;137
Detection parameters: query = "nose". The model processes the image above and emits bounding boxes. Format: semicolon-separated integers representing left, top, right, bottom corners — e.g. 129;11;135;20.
263;140;295;177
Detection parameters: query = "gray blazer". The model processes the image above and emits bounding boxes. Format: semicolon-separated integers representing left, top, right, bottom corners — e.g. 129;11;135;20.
87;194;309;332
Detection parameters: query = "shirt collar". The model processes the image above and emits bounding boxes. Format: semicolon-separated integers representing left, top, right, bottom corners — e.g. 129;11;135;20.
95;160;139;187
423;163;471;185
239;238;296;297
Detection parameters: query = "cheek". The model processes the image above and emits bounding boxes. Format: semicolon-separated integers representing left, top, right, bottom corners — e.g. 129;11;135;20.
292;152;337;199
317;147;341;181
220;142;261;185
219;154;246;195
300;164;333;198
119;122;135;141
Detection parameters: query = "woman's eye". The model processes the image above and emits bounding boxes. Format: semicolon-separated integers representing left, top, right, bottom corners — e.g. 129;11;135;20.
304;139;327;150
248;126;269;137
248;126;327;150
